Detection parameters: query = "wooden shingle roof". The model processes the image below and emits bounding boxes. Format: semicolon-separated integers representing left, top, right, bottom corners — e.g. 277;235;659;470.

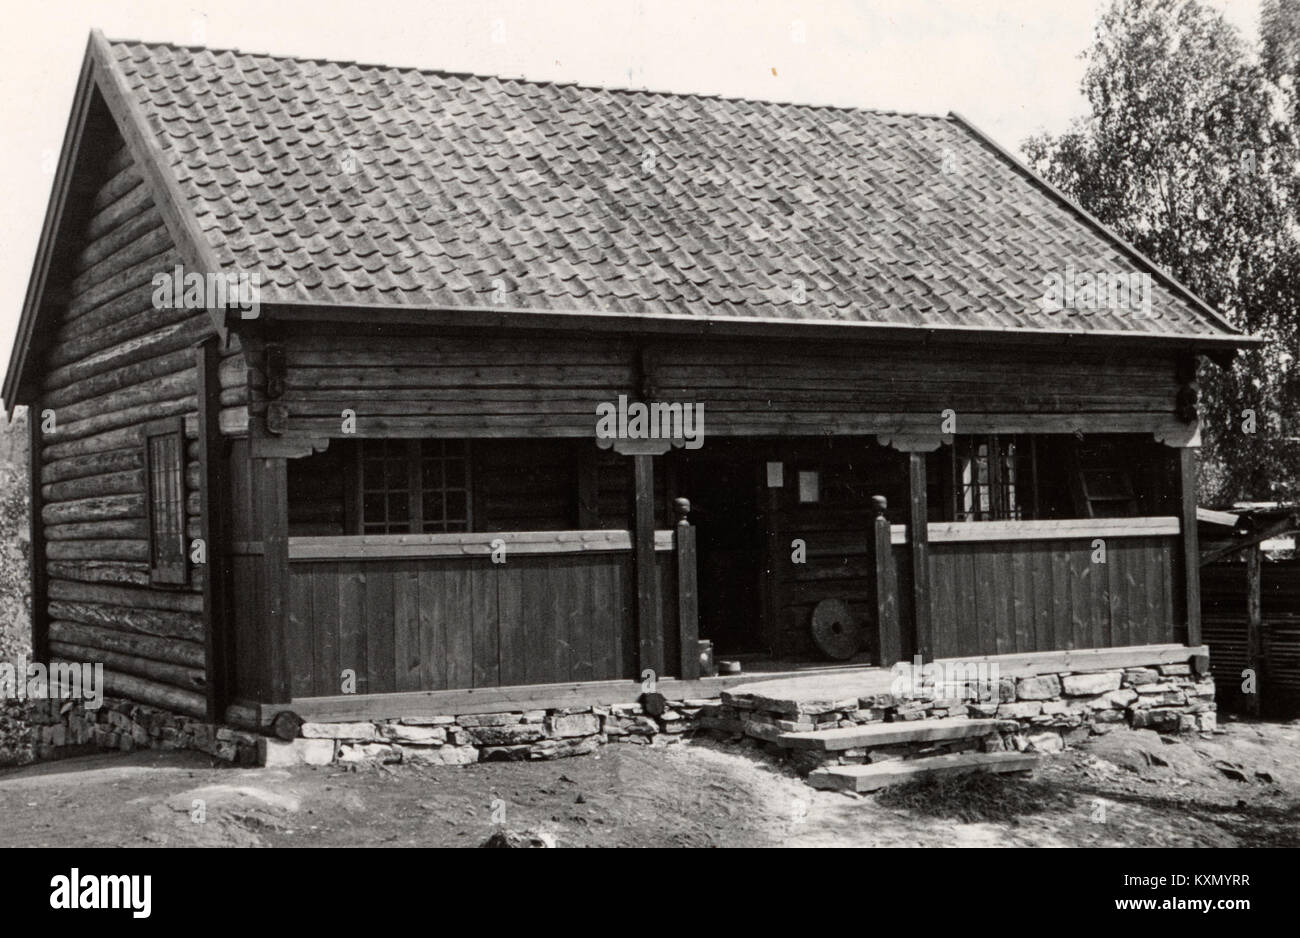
3;31;1259;407
108;37;1258;339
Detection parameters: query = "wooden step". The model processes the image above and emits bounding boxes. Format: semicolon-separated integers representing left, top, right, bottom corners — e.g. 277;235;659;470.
807;751;1038;792
775;718;1003;751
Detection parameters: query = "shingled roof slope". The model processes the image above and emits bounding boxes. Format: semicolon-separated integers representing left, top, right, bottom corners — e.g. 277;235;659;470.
101;37;1243;340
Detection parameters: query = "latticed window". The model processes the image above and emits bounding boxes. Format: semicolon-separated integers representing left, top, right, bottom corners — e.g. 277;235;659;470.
950;434;1035;521
357;440;470;534
419;440;470;532
144;417;187;585
360;439;411;534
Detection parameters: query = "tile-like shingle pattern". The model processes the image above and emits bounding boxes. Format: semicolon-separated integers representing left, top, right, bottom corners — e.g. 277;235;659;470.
108;40;1232;337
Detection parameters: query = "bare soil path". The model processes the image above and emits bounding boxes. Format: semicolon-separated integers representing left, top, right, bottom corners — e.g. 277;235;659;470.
1;718;1296;848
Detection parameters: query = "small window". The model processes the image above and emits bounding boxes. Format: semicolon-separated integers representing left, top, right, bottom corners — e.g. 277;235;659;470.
355;439;471;534
949;434;1035;521
143;417;187;585
797;470;821;504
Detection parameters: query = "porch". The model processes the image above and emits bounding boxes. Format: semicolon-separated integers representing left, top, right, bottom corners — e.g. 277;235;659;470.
239;429;1200;720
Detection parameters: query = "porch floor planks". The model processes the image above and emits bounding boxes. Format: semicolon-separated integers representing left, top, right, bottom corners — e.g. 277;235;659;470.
272;644;1210;723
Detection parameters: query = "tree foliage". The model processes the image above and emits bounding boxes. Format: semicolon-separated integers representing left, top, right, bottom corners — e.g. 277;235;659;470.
1024;0;1300;504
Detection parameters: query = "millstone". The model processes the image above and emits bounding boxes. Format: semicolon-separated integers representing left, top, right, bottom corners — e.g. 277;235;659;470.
810;598;860;661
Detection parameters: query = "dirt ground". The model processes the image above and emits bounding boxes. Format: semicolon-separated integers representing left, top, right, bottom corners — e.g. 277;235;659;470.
1;716;1297;848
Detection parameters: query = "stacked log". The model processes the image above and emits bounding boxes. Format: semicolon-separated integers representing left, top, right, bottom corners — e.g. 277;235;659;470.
34;136;212;715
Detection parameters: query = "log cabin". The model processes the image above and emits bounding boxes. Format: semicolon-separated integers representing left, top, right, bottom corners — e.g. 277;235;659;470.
3;32;1259;738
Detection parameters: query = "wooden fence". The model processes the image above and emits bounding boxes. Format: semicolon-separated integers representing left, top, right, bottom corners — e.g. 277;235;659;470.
1203;557;1300;716
284;529;686;697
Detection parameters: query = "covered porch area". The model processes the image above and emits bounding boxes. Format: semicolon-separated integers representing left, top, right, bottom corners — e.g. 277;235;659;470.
223;424;1205;723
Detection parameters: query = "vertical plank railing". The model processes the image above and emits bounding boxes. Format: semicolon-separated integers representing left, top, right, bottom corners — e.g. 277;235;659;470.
674;497;700;679
871;495;902;666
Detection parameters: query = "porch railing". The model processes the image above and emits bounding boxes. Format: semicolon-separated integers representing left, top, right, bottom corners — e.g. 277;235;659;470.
871;508;1184;662
284;527;693;698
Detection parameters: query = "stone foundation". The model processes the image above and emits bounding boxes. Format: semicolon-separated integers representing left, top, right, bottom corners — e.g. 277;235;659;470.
21;655;1217;771
262;699;712;766
24;697;263;764
706;659;1217;773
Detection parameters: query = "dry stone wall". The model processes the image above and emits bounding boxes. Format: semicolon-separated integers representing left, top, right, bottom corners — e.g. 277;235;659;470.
24;656;1217;770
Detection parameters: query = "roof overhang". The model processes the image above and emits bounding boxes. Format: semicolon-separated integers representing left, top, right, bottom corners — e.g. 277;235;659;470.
253;299;1261;360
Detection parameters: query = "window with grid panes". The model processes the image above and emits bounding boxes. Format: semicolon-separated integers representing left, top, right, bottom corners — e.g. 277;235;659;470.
143;417;187;585
950;434;1035;521
357;439;470;533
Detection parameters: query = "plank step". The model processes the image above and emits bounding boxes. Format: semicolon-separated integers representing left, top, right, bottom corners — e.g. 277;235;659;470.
807;751;1038;792
775;718;1003;751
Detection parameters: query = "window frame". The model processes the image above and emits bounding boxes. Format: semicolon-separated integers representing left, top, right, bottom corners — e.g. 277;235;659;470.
947;434;1038;522
351;439;472;534
142;416;188;587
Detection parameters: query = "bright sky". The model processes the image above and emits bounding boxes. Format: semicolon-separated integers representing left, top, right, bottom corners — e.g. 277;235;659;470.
0;0;1262;363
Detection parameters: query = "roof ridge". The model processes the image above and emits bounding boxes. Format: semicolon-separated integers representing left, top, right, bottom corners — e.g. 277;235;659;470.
103;35;953;121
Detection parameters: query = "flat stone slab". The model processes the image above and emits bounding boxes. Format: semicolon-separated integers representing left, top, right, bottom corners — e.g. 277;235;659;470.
776;718;1003;751
807;751;1038;792
722;669;894;716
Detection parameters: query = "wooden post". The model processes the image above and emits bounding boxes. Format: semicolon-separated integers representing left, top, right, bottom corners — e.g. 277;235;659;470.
196;337;230;722
258;455;291;703
674;497;699;680
908;451;932;660
631;453;663;676
1178;447;1202;647
27;406;48;664
872;496;902;666
1245;542;1263;717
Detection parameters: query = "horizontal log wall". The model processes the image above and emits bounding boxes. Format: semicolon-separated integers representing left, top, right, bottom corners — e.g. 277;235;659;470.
34;135;214;717
277;328;1184;439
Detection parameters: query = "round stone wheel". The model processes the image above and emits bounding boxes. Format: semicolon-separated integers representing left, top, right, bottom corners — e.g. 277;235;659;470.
810;598;860;661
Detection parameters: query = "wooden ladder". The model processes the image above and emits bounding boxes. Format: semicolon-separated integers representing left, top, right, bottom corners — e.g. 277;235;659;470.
1069;441;1138;518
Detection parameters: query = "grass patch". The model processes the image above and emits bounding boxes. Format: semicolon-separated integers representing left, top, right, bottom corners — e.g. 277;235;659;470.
876;769;1073;824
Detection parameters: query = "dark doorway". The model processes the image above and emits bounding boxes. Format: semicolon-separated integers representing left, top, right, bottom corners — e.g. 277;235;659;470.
679;452;764;655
